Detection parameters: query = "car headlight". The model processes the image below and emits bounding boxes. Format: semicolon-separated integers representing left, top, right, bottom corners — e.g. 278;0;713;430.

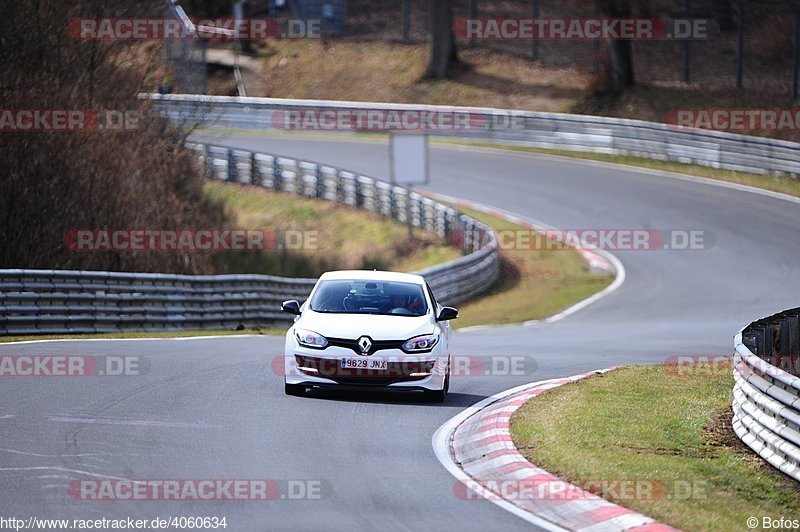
294;328;328;349
402;334;439;353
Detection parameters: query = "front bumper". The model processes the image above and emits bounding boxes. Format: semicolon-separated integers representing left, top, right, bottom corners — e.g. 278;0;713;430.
283;347;448;391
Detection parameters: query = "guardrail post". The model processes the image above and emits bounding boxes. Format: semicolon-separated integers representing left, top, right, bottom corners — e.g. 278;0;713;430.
764;322;777;356
227;148;237;182
778;317;793;370
388;187;397;221
250;152;258;185
440;207;448;239
292;168;301;196
463;216;474;254
445;209;459;246
202;144;213;179
354;178;363;208
335;171;345;204
314;165;323;198
272;158;282;191
754;326;765;356
368;182;378;212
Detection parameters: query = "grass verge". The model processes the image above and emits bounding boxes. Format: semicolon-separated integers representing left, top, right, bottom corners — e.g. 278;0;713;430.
454;206;613;329
204;181;460;276
510;365;800;531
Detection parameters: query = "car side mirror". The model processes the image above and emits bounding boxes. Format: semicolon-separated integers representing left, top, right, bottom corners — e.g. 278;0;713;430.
436;307;458;321
281;300;301;315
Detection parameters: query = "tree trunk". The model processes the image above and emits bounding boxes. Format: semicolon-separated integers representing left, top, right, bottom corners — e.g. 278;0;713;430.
607;38;635;92
425;0;459;79
598;0;635;93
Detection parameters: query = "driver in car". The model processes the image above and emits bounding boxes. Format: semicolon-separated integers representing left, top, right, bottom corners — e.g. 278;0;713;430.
388;293;425;314
388;293;409;311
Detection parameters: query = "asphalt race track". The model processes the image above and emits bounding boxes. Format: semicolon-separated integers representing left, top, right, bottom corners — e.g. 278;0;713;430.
2;134;800;531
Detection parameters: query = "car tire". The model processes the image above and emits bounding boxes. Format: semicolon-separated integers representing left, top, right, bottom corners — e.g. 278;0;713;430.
285;382;306;396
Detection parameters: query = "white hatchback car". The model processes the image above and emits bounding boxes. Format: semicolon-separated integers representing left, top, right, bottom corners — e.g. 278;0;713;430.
281;270;458;402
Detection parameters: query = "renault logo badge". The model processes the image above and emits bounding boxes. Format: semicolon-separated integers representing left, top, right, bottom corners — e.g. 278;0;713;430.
357;336;372;354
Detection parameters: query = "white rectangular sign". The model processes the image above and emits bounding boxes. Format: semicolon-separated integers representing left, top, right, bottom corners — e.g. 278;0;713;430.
390;134;428;185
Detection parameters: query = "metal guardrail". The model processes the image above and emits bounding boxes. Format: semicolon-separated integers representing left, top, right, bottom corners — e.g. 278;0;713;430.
0;270;315;335
733;308;800;481
0;143;499;335
144;94;800;176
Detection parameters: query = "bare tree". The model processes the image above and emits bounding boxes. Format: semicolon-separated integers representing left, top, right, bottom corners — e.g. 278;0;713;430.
424;0;459;79
0;0;228;273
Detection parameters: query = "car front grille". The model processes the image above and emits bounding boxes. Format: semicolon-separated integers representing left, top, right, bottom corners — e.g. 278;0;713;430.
326;337;405;356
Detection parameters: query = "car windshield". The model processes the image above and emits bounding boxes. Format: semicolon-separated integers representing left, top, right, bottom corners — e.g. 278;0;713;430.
309;279;429;316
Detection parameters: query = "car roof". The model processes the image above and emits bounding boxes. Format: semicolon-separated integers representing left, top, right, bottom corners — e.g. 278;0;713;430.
318;270;426;285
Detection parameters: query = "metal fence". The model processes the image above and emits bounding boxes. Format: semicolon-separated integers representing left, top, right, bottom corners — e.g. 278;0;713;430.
162;0;207;94
733;307;800;481
0;143;498;335
350;0;798;97
145;94;800;176
167;1;800;97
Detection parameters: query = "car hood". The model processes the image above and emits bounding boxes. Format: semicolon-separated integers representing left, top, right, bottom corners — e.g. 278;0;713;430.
296;311;435;340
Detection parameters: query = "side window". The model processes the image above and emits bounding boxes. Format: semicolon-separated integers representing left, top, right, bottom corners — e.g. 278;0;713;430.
425;282;439;312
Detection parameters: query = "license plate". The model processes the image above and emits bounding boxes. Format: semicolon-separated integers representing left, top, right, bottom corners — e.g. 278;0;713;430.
340;358;387;370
